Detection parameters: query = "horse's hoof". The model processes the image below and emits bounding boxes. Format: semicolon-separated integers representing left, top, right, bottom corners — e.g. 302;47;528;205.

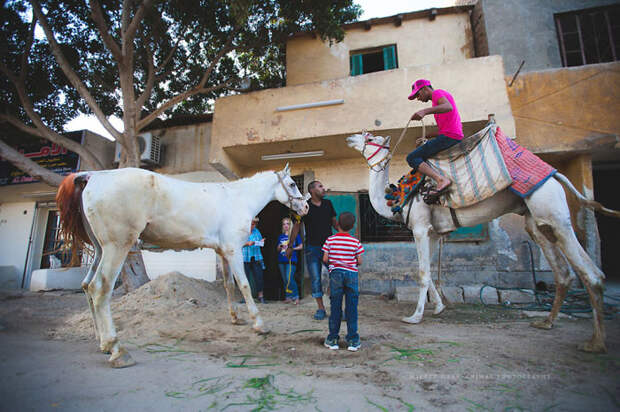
433;303;446;315
530;320;553;330
231;318;247;326
401;315;422;324
253;321;270;335
109;348;136;368
577;340;607;354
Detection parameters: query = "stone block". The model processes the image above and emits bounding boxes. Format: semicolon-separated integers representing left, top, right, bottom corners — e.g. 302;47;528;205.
441;286;464;304
498;289;536;304
29;267;87;291
395;286;423;303
462;285;498;304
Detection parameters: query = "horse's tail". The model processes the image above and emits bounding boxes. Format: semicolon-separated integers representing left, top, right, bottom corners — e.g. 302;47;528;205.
56;173;92;266
554;172;620;218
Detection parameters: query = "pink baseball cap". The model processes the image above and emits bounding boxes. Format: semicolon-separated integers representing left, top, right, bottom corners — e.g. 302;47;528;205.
408;79;431;100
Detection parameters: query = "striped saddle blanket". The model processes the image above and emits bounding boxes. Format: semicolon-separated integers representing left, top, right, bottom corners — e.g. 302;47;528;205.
425;123;556;208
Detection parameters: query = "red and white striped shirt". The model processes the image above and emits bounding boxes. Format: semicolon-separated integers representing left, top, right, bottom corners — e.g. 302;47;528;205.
322;233;364;273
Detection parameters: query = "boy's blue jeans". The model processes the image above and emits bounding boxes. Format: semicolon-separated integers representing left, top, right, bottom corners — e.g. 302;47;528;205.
278;263;299;300
305;245;328;298
243;261;264;297
327;269;359;344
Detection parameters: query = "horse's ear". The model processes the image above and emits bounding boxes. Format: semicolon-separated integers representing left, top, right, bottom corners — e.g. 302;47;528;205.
283;163;290;175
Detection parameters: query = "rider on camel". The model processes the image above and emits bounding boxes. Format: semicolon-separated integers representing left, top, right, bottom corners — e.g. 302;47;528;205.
406;79;464;202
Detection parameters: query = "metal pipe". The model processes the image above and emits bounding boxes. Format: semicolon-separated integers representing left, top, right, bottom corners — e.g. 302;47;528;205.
275;99;344;112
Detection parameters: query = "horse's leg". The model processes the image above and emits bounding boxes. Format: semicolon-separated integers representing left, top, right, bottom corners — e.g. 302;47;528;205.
524;213;575;330
526;183;606;353
426;232;445;315
89;241;136;367
227;251;267;334
81;211;102;341
402;219;433;324
219;255;244;325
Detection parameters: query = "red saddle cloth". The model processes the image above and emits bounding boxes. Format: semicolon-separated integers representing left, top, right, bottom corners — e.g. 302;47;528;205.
495;127;557;198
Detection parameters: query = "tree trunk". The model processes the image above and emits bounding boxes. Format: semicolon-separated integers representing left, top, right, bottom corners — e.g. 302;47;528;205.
118;243;150;293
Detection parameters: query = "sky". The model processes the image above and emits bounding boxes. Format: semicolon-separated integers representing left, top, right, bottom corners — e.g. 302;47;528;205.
64;0;450;140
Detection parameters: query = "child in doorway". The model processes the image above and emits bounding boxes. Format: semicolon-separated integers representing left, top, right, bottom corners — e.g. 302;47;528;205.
322;212;364;351
277;217;303;304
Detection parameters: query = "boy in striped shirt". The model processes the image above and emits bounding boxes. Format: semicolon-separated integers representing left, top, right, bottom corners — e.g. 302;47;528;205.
322;212;365;351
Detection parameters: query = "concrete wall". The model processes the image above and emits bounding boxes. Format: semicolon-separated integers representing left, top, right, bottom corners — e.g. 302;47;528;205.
507;62;620;154
0;202;36;287
286;12;474;86
211;55;514;176
479;0;619;75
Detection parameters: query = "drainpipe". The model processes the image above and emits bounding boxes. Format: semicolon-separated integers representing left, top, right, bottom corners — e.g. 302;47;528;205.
20;203;38;289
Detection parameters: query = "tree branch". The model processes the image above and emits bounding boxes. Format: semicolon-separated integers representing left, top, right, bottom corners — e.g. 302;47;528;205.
135;39;155;110
0;138;64;187
29;0;123;142
89;0;123;61
137;80;232;130
123;0;152;45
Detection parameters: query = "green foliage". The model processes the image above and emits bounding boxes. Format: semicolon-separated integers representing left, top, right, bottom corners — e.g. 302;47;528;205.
1;0;361;133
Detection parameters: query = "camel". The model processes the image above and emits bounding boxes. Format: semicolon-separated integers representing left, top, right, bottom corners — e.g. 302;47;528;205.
56;165;308;367
346;132;619;353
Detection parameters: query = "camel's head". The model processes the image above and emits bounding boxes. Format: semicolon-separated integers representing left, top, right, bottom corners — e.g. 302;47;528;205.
346;132;391;162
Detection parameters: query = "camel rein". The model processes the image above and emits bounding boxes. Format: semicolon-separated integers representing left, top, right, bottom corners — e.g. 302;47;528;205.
364;118;426;171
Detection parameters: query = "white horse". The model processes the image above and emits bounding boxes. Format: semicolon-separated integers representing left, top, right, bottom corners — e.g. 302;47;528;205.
56;165;308;367
347;132;619;353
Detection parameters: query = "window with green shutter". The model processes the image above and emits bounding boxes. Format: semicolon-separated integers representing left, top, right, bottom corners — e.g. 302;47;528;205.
349;44;398;76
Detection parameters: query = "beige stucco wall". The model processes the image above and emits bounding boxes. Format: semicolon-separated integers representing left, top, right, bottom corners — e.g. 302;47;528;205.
211;55;514;176
286;13;474;86
151;123;213;175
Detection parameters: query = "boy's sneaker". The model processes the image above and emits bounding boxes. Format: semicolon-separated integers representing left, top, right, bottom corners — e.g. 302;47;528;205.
347;341;361;352
324;338;339;350
313;309;327;320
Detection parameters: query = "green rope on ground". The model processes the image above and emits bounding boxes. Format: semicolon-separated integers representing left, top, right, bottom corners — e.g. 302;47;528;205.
479;285;618;320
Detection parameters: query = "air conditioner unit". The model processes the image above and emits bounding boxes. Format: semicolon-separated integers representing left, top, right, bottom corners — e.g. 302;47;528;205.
114;132;161;165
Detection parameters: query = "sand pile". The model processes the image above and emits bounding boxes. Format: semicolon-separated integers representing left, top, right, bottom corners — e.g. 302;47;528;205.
59;272;232;343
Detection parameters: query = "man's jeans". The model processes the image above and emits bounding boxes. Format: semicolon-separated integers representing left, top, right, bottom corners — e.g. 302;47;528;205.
278;263;299;300
244;260;264;297
406;134;460;170
327;269;359;344
305;245;328;298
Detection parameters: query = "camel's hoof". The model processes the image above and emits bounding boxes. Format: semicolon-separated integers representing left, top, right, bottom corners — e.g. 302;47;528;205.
401;316;422;324
231;318;247;326
530;320;553;330
433;303;446;316
577;340;607;354
109;348;136;368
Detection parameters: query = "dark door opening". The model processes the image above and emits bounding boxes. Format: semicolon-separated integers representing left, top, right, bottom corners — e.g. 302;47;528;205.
594;166;620;282
257;201;305;301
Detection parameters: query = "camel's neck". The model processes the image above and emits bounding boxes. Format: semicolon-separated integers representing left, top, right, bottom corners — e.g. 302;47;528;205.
368;163;397;220
225;172;279;218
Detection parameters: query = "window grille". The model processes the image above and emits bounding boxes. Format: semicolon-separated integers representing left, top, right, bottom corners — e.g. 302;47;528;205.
555;5;619;67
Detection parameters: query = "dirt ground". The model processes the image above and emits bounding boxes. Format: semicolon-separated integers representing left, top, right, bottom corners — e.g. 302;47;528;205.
1;272;619;412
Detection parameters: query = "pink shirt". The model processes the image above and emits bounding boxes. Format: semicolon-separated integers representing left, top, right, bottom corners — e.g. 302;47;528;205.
432;89;463;140
322;233;364;273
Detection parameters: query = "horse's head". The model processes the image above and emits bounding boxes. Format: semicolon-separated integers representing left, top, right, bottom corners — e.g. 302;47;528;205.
346;132;391;169
275;164;309;216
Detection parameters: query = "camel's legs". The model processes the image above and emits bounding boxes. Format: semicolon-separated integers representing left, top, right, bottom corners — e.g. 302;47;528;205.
89;241;136;367
219;256;243;325
426;232;445;315
524;213;575;330
402;222;434;324
526;183;606;353
226;250;267;334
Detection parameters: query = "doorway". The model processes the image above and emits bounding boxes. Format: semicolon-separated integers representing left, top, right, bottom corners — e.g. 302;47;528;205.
257;201;304;301
594;165;620;282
